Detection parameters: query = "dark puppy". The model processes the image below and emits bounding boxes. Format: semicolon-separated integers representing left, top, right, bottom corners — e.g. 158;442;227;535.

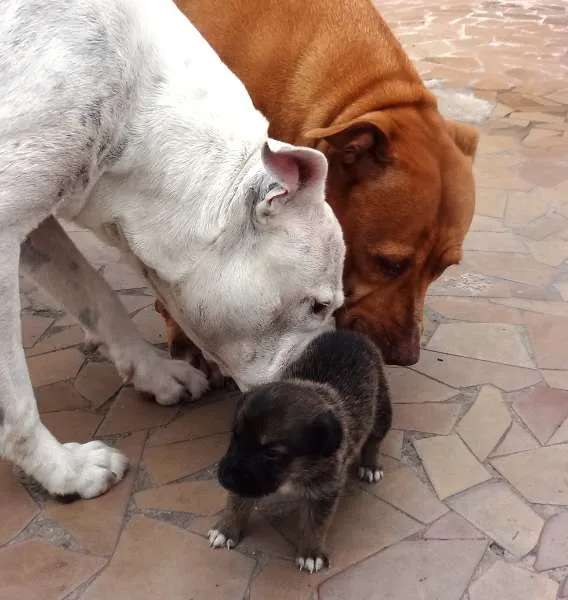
208;329;392;573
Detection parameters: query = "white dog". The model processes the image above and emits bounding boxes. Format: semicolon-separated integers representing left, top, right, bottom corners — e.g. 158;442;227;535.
0;0;345;500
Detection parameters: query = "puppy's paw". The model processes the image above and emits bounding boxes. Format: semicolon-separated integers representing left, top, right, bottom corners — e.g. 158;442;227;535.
296;554;329;574
208;528;237;550
357;465;384;483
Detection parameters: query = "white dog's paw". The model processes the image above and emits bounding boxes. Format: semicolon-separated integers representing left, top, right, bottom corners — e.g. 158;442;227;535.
357;466;384;483
52;441;129;499
296;555;328;574
120;345;210;406
208;529;236;550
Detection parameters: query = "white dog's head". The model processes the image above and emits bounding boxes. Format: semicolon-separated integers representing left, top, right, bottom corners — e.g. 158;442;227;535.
127;141;345;390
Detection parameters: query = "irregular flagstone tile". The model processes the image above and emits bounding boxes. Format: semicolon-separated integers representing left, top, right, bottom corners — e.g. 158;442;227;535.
491;422;540;457
249;559;318;600
426;297;524;324
457;385;511;460
26;325;85;356
520;214;568;241
35;381;89;413
142;432;230;485
134;479;227;516
119;293;153;314
535;511;568;571
319;540;487;600
475;188;507;218
462;252;556;287
527;238;568;266
385;367;458;403
549;417;568;444
0;461;39;545
41;410;102;444
525;312;568;370
380;429;404;460
555;282;568;302
27;348;85;388
98;387;177;436
424;511;485;540
494;298;568;318
542;370;568;391
448;481;543;558
368;466;448;524
469;561;558;600
131;306;167;345
0;539;106;600
102;262;147;291
414;434;491;500
148;393;238;446
469;215;508;232
392;403;461;435
82;516;254;600
20;314;53;348
44;432;146;556
464;231;528;253
426;322;534;368
504;189;549;227
412;350;540;392
492;444;568;505
74;362;123;408
512;384;568;444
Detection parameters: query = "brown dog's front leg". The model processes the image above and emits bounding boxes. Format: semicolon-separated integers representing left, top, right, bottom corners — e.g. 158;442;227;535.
208;493;253;549
296;490;340;573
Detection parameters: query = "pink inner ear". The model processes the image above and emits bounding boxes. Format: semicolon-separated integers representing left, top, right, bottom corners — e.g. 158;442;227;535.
263;145;301;194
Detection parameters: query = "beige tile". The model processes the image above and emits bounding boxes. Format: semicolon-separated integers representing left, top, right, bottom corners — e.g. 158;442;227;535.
527;238;568;267
457;386;511;460
0;539;105;600
249;559;318;600
475;188;507;218
385;367;457;404
20;314;53;349
98;387;177;436
414;434;491;500
525;313;568;370
462;252;556;287
26;325;84;356
542;370;568;391
549;417;568;444
42;410;102;444
464;231;528;253
82;516;254;600
392;403;461;435
0;461;39;545
513;384;568;443
536;511;568;571
132;306;168;345
119;294;153;314
27;348;85;387
35;381;89;413
368;466;448;524
494;299;568;318
148;393;238;447
504;190;549;228
102;263;146;291
427;297;523;324
319;540;487;600
469;561;557;600
412;350;540;392
135;479;227;516
448;481;543;557
43;432;146;556
380;429;404;460
424;512;485;540
142;433;230;485
492;444;568;505
74;362;123;408
426;322;534;368
491;422;540;457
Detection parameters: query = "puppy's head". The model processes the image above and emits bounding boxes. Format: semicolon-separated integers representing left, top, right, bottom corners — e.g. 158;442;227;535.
218;381;343;498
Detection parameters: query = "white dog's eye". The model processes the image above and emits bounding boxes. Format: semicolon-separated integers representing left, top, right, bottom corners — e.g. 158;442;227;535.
311;299;330;316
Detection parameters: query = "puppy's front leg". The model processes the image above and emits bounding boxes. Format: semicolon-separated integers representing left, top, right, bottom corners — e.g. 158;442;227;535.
0;233;127;498
296;489;340;573
208;493;253;549
21;218;208;406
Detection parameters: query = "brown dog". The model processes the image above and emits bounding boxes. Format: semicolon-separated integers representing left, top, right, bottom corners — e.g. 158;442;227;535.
166;0;478;366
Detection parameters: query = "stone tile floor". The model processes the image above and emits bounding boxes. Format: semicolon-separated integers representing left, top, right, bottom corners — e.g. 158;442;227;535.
2;1;568;598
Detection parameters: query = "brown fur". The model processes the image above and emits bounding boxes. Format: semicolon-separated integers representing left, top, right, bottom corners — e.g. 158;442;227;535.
163;0;478;366
210;330;392;571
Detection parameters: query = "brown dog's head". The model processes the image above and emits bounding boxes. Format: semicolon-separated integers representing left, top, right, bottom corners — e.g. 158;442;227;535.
307;108;478;365
218;382;343;498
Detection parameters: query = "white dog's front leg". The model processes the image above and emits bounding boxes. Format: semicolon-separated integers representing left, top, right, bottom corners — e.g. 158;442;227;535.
1;232;127;498
21;218;208;405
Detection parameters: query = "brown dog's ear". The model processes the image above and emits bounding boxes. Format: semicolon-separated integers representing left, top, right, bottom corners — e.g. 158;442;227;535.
446;120;479;158
306;116;390;166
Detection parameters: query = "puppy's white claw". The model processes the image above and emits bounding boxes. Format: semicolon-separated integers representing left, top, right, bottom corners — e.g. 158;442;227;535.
208;529;235;550
297;557;305;572
358;466;383;484
296;556;326;574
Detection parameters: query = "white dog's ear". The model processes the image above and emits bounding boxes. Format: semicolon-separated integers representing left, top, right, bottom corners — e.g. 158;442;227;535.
256;141;328;220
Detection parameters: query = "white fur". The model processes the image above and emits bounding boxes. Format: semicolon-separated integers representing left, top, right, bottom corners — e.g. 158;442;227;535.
0;0;345;498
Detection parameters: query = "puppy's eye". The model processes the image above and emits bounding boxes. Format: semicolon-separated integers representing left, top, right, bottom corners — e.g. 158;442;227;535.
263;446;288;460
375;256;411;279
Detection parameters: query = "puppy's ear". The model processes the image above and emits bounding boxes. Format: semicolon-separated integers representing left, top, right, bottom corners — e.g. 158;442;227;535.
298;412;343;458
306;113;391;166
445;120;479;158
255;142;328;221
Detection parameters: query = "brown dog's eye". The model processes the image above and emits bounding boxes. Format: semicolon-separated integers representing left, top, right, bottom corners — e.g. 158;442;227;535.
375;256;411;279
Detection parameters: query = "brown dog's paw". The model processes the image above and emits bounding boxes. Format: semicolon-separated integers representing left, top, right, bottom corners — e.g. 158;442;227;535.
296;553;329;574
